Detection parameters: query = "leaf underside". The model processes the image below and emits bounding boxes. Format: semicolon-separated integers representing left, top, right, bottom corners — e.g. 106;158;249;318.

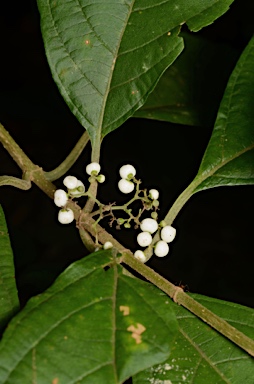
0;206;19;333
37;0;235;149
133;294;254;384
0;251;178;383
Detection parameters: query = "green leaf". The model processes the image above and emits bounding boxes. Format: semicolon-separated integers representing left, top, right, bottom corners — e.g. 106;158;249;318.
134;33;239;127
133;294;254;384
193;35;254;192
0;206;19;333
37;0;234;150
0;251;178;383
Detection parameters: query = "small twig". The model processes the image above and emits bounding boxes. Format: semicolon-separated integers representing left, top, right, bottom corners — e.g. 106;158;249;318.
0;176;31;190
45;131;90;181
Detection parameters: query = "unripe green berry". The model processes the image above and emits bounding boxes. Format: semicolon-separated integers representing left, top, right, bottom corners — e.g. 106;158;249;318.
151;212;158;220
97;174;105;183
124;222;131;228
152;199;159;207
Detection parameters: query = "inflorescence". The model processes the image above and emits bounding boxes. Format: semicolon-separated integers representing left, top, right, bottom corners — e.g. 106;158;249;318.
54;163;176;262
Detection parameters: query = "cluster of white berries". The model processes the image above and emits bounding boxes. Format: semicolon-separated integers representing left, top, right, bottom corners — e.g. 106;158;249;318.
54;162;104;224
54;162;177;262
118;164;136;194
134;221;176;262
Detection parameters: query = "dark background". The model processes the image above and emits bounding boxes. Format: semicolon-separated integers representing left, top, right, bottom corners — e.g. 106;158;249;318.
0;0;254;314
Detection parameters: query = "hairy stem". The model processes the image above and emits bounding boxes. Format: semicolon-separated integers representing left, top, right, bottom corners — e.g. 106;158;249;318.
122;252;254;357
45;131;90;181
0;123;55;198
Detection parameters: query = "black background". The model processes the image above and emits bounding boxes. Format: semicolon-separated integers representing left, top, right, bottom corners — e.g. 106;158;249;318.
0;0;254;314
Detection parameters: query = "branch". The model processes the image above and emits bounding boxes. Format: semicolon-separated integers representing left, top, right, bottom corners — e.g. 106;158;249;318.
122;252;254;357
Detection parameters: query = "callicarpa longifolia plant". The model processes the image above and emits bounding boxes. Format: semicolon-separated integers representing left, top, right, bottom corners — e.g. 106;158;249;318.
0;1;254;383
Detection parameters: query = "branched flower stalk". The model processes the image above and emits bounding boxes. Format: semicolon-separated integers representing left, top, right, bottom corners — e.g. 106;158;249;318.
0;121;254;357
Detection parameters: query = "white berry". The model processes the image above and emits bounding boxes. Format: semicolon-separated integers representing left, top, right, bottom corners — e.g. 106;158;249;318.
134;250;146;263
119;164;136;180
63;175;78;190
104;241;113;250
86;162;101;175
68;180;85;197
118;178;135;194
137;231;152;247
154;241;169;257
58;208;74;224
149;189;159;200
161;226;176;243
54;189;68;207
140;218;158;234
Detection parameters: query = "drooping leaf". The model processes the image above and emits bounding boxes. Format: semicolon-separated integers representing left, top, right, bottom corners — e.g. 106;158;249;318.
0;251;178;383
36;0;235;150
133;294;254;384
193;35;254;192
134;33;239;127
0;206;19;333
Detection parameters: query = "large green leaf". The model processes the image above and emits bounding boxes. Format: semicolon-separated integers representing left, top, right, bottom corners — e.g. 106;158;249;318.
133;294;254;384
37;0;234;149
134;33;239;127
0;251;178;383
193;35;254;192
0;206;19;333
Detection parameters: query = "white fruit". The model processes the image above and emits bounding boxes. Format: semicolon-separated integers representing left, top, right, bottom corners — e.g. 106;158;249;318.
154;241;169;257
86;162;101;175
140;218;158;234
149;189;159;200
63;175;78;189
68;180;85;196
134;250;146;263
104;241;113;250
54;189;68;207
137;231;152;247
58;208;74;224
118;178;135;194
161;226;176;243
119;164;136;179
